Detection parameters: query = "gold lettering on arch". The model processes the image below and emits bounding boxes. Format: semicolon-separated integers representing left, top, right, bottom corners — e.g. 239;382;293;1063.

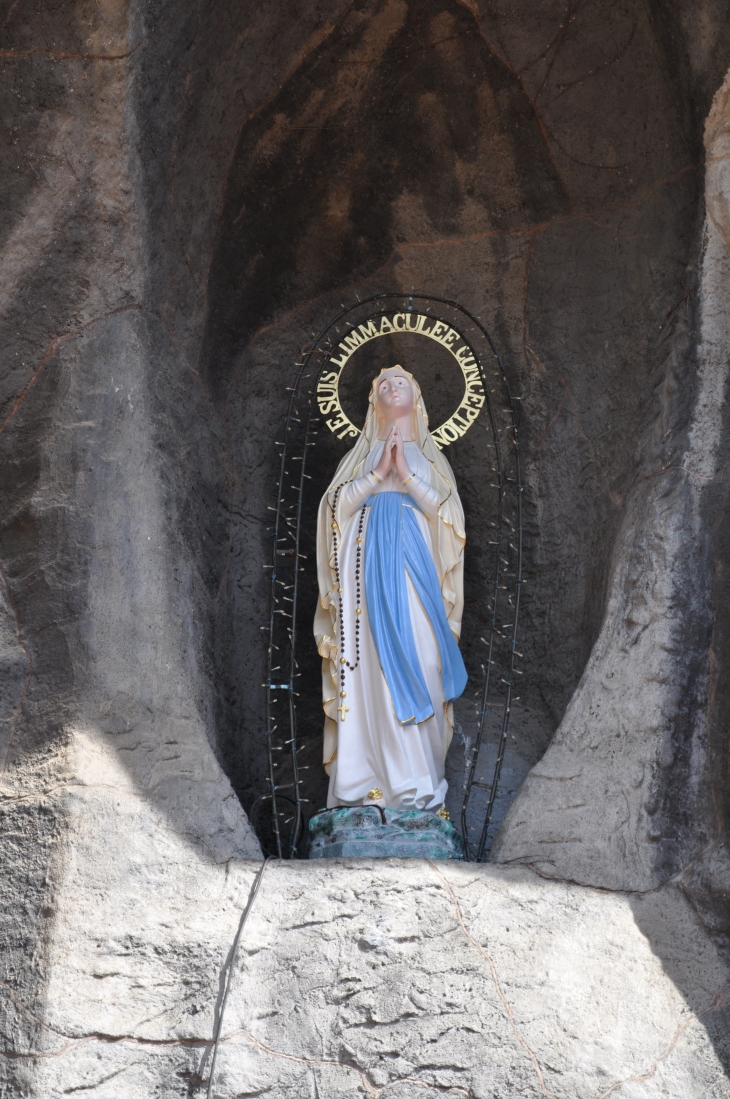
316;313;486;447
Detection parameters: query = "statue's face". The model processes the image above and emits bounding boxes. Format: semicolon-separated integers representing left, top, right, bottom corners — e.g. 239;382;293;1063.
376;371;414;420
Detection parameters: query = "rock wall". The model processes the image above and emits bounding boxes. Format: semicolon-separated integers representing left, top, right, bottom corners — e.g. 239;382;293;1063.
2;0;730;1095
493;50;730;912
0;6;264;1095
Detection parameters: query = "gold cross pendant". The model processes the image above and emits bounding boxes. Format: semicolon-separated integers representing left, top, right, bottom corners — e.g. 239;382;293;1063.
337;700;349;721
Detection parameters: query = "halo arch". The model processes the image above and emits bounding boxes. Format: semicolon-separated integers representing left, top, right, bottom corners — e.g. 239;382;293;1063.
316;310;485;447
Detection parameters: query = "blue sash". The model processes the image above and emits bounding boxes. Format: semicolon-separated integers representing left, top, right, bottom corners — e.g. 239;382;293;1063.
364;492;467;725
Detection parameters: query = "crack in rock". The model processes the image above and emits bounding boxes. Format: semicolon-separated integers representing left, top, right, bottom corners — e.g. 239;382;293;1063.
592;985;730;1099
428;863;559;1099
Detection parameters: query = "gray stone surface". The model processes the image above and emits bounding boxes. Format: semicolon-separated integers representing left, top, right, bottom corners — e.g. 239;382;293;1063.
25;859;730;1098
492;56;730;898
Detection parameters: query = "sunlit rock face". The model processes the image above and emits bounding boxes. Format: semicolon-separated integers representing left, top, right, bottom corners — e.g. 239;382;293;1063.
2;0;730;1095
26;861;730;1099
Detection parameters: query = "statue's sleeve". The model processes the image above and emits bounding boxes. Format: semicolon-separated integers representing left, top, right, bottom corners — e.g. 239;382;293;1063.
404;474;439;519
338;471;381;518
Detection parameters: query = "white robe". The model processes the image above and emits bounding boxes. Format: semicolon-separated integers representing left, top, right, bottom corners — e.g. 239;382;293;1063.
326;440;453;810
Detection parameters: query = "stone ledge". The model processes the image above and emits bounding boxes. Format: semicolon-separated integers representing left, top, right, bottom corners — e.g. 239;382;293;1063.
27;834;730;1098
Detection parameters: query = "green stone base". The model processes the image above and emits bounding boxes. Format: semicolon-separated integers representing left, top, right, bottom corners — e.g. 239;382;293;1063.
308;805;465;860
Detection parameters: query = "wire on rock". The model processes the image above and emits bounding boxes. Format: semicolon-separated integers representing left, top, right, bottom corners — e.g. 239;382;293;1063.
206;857;274;1099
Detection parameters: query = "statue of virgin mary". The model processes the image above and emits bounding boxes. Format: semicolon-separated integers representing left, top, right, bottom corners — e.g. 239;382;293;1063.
314;365;467;813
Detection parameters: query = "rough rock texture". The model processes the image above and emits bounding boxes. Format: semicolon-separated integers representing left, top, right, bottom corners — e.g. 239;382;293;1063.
0;6;264;1095
27;860;730;1098
492;52;730;901
3;0;730;1094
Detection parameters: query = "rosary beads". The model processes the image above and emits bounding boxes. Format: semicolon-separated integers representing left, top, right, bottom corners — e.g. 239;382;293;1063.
331;486;366;720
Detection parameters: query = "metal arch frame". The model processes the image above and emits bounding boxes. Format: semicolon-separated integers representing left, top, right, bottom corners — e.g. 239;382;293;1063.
259;292;523;861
